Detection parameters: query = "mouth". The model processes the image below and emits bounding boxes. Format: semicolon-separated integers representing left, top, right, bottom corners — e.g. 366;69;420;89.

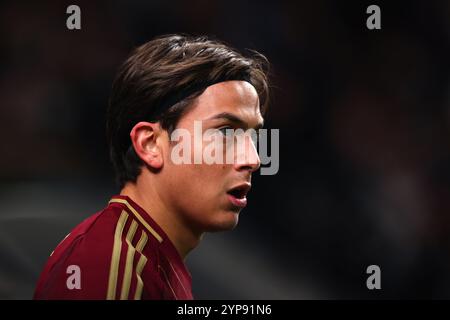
226;183;251;208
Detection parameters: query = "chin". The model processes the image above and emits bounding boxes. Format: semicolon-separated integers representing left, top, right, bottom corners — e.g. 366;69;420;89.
205;210;240;232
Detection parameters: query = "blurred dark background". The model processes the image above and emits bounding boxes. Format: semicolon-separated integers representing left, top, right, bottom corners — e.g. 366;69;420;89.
0;0;449;299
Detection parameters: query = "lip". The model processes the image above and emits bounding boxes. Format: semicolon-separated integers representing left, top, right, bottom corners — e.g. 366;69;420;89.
226;183;251;208
228;194;248;208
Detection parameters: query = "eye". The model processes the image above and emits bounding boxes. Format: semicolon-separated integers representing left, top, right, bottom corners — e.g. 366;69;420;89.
218;126;234;137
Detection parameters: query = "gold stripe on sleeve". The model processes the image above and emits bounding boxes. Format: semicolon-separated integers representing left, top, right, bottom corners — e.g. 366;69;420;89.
133;231;149;300
120;220;138;300
106;210;128;300
109;198;163;243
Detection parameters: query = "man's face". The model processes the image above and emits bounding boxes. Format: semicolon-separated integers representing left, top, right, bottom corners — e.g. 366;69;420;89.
158;80;263;233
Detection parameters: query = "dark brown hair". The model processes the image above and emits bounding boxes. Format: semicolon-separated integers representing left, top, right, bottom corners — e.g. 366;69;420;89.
106;34;270;188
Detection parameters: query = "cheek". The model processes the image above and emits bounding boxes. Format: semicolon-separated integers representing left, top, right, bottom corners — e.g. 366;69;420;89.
165;143;230;205
172;165;230;213
166;162;225;194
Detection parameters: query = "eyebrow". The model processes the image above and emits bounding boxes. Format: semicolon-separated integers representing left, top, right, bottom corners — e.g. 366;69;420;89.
205;112;264;129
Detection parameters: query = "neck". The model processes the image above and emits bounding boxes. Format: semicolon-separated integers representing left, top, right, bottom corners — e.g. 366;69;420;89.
120;176;202;260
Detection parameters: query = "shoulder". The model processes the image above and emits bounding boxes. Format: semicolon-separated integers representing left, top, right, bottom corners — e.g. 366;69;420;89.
33;204;144;299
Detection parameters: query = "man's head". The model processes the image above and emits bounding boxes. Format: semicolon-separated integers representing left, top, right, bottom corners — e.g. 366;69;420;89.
107;34;269;232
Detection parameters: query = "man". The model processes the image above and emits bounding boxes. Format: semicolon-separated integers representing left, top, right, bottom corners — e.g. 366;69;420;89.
34;34;269;300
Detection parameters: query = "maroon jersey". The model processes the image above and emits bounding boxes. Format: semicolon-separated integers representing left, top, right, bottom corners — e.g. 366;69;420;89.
34;195;193;300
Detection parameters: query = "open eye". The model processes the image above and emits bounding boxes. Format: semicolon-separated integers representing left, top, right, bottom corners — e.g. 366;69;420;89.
218;126;234;137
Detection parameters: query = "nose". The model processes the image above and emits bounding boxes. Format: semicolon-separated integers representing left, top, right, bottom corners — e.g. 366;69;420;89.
234;133;261;173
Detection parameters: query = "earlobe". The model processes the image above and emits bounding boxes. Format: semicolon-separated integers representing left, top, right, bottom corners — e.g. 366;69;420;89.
130;122;164;170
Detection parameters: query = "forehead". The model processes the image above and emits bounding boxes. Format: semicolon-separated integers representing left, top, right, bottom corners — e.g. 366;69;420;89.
181;80;263;125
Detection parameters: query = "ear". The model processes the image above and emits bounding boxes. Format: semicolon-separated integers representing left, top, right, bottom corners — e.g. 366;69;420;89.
130;122;164;170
